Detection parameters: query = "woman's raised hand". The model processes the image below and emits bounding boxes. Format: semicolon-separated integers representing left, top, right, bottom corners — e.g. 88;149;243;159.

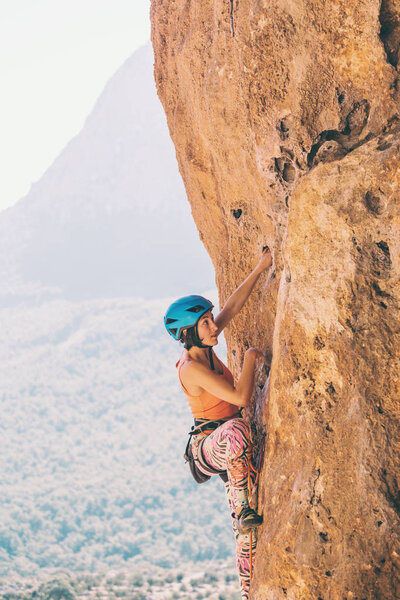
255;246;273;274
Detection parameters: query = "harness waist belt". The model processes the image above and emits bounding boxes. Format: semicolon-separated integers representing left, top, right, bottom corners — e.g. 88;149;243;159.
190;412;242;436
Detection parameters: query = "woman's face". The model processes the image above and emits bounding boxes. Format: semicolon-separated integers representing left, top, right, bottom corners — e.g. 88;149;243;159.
197;310;218;346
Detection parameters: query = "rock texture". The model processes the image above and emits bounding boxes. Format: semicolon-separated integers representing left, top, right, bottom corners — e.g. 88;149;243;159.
151;1;400;597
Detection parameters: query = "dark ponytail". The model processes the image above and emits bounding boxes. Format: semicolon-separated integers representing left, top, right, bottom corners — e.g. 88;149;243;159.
180;323;210;349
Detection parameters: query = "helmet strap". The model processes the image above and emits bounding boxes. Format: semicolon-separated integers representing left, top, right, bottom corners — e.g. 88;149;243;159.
208;347;215;371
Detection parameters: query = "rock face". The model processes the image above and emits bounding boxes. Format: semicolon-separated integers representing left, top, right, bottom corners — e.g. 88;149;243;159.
151;1;400;598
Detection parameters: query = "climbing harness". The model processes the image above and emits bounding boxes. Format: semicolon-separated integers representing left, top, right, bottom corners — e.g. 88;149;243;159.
184;429;228;483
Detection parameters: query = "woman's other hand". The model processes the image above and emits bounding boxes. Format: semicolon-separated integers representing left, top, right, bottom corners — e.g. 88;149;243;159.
254;246;273;274
245;347;266;363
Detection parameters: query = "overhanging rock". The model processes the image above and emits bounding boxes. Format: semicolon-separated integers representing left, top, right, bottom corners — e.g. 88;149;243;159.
151;1;400;597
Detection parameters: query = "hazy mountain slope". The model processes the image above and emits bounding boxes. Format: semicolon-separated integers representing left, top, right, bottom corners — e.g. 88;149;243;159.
0;294;234;576
0;40;227;582
0;43;213;305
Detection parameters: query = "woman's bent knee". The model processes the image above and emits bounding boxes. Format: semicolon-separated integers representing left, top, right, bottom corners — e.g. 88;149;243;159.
223;418;250;448
227;418;250;439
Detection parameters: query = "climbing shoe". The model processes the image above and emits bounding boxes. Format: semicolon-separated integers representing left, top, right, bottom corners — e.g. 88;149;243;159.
237;506;263;534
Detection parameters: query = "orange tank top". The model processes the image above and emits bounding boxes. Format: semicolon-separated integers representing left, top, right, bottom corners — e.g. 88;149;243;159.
176;350;238;420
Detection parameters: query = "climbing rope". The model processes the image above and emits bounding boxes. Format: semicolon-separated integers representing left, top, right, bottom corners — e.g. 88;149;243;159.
247;431;265;581
247;443;257;580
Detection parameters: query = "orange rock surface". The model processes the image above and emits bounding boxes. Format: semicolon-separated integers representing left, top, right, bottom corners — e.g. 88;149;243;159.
151;1;400;597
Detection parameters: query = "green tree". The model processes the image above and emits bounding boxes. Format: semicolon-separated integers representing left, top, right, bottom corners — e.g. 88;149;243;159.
36;578;76;600
130;573;144;587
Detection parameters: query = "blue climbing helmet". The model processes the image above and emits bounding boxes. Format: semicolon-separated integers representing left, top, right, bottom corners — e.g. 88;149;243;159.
164;295;214;341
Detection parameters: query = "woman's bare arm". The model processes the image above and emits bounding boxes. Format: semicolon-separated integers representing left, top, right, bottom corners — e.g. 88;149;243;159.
214;248;272;334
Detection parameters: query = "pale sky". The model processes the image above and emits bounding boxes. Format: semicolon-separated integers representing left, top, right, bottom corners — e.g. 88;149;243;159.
0;0;151;212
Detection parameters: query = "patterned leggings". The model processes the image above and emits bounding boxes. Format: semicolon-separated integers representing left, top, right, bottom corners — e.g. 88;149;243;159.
192;418;258;600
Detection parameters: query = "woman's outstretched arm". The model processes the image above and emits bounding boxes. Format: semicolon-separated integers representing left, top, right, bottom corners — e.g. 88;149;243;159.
214;247;273;334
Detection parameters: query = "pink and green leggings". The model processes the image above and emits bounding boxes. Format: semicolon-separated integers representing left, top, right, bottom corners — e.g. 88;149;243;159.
191;418;258;600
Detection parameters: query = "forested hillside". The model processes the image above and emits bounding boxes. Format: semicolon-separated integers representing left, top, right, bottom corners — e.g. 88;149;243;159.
0;294;234;577
0;36;240;600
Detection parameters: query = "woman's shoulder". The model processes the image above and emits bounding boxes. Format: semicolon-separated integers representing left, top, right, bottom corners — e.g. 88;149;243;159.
176;349;190;366
179;355;204;376
178;354;205;397
180;353;214;383
177;351;198;376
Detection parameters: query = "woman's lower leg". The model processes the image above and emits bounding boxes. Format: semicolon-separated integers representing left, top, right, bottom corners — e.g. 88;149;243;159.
224;479;257;600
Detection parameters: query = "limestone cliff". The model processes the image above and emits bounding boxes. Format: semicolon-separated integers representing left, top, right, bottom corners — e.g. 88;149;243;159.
151;1;400;597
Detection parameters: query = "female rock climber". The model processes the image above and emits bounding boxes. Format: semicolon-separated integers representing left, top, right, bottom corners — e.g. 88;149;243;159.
164;247;273;600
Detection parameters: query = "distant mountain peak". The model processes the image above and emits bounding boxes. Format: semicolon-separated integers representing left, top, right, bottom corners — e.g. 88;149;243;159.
0;43;213;305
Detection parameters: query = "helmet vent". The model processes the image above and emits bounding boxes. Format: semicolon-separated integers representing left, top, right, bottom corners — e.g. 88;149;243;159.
169;328;178;336
187;305;206;313
166;318;177;324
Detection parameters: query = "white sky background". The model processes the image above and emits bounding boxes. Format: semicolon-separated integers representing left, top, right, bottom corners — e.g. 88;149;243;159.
0;0;151;212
